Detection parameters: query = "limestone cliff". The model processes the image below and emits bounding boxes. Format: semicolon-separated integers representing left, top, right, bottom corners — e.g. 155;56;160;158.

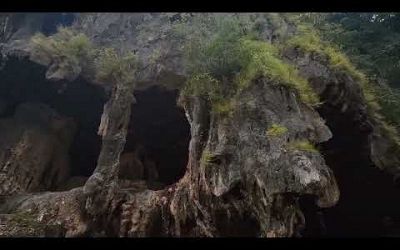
0;13;399;237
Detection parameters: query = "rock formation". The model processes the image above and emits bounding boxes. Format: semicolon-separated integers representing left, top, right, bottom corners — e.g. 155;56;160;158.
0;13;398;237
0;102;76;195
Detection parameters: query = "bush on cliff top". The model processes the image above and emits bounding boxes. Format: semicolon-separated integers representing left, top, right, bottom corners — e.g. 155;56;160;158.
285;25;380;110
235;38;319;105
285;24;400;149
182;15;320;108
94;48;138;86
31;27;94;70
31;27;138;86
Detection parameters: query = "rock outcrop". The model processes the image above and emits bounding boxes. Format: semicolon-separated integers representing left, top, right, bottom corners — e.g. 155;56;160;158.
0;102;76;195
0;13;398;237
283;48;400;175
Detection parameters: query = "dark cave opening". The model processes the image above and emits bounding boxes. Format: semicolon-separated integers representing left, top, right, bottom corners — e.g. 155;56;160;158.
0;57;106;190
121;86;191;190
300;83;400;237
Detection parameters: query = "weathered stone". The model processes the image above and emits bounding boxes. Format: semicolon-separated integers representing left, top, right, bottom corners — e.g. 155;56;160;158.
0;13;397;238
0;102;76;195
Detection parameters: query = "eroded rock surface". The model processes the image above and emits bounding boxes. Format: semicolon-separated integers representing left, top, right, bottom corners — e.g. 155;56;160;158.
0;13;398;238
0;102;76;195
117;79;339;237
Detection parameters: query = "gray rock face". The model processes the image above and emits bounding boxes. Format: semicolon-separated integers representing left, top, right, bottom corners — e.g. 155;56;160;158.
203;79;336;202
73;13;188;89
0;102;76;195
116;77;339;237
0;188;87;237
0;13;397;237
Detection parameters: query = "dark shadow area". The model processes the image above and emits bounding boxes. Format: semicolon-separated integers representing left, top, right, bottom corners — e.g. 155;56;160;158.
123;86;190;189
298;194;327;237
215;183;260;237
300;83;400;237
41;13;75;36
0;13;75;43
215;210;260;237
0;57;106;180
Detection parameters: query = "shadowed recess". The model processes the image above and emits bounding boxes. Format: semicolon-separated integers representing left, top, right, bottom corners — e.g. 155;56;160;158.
123;85;191;189
0;57;106;181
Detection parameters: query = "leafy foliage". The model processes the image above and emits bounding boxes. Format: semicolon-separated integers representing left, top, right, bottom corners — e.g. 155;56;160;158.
31;27;138;86
183;73;233;116
285;17;400;149
304;13;400;88
94;48;138;86
236;38;319;105
183;73;222;98
31;27;94;74
211;99;234;117
181;14;319;109
183;14;251;79
375;87;400;130
285;25;365;82
285;26;386;115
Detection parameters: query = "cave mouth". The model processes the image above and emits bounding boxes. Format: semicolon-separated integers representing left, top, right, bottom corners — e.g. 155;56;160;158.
121;85;191;190
0;57;106;191
300;84;400;237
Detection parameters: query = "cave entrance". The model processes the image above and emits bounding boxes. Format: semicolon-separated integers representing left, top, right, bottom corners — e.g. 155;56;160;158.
301;83;400;237
121;85;190;190
0;57;106;191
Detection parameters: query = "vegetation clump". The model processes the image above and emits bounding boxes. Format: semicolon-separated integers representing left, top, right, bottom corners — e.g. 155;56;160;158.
30;27;139;86
285;24;400;150
30;27;95;79
201;150;214;167
94;48;138;86
235;38;319;105
266;123;288;137
181;14;320;112
287;140;319;153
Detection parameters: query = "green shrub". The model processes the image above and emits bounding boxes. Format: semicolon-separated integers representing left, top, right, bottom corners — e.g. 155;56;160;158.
182;73;221;98
184;15;248;79
285;25;400;150
212;99;234;117
182;17;319;107
235;38;320;106
94;48;138;86
264;13;290;39
287;140;319;153
266;123;288;137
372;85;400;130
31;27;139;86
31;27;94;71
182;73;234;117
285;25;365;83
